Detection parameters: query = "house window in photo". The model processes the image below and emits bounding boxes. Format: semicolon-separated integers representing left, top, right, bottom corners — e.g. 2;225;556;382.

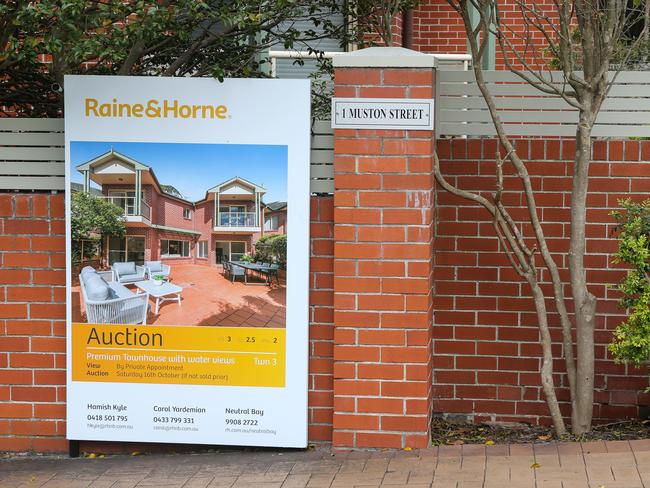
197;240;208;258
183;208;192;219
108;236;145;265
161;239;190;257
264;215;279;231
107;190;146;216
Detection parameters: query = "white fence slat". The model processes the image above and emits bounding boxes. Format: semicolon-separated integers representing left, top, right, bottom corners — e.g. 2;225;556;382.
439;83;650;97
1;162;65;176
0;118;64;131
0;147;65;160
439;70;650;84
310;164;334;178
310;150;334;164
440;121;650;137
311;135;334;148
591;125;650;137
440;109;650;125
0;176;65;190
312;119;333;133
439;96;650;111
0;132;65;146
440;110;577;123
439;122;576;136
309;179;334;194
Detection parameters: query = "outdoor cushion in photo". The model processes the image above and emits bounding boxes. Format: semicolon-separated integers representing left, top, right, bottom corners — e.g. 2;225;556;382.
114;262;136;276
84;274;111;301
80;266;96;277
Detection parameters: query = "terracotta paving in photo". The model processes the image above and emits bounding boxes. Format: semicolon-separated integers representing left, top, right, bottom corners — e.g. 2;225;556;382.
4;440;650;487
72;263;286;328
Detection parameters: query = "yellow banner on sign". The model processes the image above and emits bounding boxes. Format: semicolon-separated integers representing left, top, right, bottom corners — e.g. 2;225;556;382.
72;324;286;387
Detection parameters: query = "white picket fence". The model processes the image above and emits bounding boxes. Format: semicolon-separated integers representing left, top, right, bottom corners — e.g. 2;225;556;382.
437;70;650;137
0;118;335;194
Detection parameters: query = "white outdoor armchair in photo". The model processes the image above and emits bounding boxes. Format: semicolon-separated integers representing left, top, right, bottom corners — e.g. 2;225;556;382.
79;267;149;325
144;261;171;280
111;261;147;284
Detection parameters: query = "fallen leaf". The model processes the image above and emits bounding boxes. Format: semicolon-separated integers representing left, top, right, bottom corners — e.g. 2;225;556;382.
537;435;551;441
403;447;412;451
131;451;142;456
485;440;495;445
451;440;464;445
530;462;541;469
87;453;97;459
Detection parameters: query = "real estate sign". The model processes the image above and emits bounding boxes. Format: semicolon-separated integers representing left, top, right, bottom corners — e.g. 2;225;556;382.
64;76;310;447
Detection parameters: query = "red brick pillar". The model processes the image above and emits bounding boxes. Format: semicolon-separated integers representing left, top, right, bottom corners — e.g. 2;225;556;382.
331;47;435;449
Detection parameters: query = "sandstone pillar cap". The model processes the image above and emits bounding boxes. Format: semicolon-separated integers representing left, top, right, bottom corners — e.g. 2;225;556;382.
333;46;436;68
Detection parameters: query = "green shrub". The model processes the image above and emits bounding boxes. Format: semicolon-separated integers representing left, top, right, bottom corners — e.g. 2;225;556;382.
254;234;287;266
610;199;650;367
71;191;125;241
240;253;254;263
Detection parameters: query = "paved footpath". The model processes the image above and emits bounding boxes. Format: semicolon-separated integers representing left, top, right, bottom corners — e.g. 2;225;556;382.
2;440;650;488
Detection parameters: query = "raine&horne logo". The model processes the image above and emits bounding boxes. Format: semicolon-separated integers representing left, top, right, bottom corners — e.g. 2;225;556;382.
85;98;229;120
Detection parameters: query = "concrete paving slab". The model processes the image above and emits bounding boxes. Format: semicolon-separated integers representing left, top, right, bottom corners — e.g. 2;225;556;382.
1;441;649;488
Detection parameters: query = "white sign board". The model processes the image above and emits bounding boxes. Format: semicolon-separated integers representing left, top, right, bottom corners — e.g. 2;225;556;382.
331;98;434;130
65;75;311;448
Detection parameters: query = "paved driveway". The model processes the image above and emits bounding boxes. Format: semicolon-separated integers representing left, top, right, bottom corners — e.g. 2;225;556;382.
2;440;650;487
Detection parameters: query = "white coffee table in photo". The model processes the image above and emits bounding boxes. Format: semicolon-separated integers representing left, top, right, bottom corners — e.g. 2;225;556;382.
134;280;182;315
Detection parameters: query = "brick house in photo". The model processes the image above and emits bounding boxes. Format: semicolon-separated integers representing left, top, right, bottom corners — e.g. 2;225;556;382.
75;150;283;268
263;201;287;235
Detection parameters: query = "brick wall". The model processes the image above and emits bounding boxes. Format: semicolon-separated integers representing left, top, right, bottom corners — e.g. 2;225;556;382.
0;193;67;452
332;66;436;449
412;0;558;70
149;188;195;231
0;194;334;453
434;138;650;425
412;1;466;55
308;197;335;442
3;139;650;451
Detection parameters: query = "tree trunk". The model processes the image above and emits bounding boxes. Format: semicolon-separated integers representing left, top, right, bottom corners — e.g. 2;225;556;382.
570;107;597;435
526;274;567;435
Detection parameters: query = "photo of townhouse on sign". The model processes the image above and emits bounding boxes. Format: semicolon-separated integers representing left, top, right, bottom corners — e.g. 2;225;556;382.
69;141;288;329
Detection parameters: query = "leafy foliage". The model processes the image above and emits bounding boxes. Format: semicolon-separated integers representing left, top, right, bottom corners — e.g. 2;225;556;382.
71;191;126;242
240;253;255;263
0;0;350;116
254;234;287;265
0;0;420;117
71;238;101;265
352;0;420;47
545;1;650;71
610;199;650;366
